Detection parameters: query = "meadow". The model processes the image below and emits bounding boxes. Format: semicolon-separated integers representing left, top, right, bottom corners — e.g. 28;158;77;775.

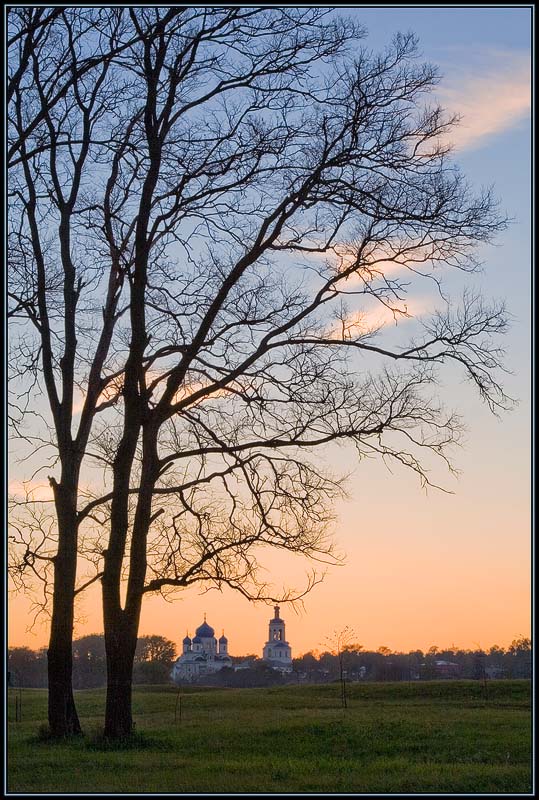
7;680;532;794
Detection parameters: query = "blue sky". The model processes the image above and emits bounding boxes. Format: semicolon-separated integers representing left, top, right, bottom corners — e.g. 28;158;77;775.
354;6;530;48
344;6;531;399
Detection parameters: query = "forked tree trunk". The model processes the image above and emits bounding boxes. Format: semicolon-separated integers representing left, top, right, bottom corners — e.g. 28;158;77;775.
102;417;158;738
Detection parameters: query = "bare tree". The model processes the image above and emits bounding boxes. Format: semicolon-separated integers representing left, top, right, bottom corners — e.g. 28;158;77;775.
8;8;510;739
8;6;142;736
324;627;358;708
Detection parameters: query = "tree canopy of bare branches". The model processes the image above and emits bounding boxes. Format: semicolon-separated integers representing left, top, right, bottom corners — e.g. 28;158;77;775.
8;8;510;738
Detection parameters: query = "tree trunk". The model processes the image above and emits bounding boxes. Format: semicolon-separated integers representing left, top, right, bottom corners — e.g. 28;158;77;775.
103;546;141;739
103;624;138;738
47;497;81;736
47;629;81;737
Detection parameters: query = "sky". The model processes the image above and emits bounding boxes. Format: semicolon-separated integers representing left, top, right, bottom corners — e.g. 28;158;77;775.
8;6;532;658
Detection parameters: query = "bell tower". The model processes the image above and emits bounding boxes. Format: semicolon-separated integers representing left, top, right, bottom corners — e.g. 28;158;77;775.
268;605;285;642
262;605;292;670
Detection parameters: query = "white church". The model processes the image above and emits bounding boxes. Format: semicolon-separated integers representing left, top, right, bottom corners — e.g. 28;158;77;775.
171;606;293;681
170;616;232;682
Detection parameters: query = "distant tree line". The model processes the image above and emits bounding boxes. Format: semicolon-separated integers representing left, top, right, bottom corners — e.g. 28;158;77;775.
197;637;532;687
291;637;532;683
8;635;531;689
8;635;176;689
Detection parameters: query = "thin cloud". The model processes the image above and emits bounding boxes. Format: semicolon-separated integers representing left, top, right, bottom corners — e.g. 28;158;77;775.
9;479;54;502
328;297;434;340
435;48;530;151
9;478;104;504
330;240;447;288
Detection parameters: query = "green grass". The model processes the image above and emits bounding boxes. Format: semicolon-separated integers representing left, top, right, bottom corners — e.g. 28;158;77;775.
8;680;532;793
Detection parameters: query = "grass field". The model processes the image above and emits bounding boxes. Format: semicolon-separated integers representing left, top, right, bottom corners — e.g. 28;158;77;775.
7;680;532;794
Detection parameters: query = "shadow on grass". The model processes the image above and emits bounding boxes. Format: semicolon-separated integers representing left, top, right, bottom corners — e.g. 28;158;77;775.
29;725;84;745
30;725;173;752
85;731;174;751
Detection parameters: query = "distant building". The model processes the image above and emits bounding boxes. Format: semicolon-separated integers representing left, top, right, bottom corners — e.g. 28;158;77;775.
485;665;507;679
434;660;461;678
171;616;232;682
262;605;293;673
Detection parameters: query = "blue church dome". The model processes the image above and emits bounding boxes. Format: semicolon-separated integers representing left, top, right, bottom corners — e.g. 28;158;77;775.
183;635;191;644
219;634;228;642
195;621;215;637
192;635;202;643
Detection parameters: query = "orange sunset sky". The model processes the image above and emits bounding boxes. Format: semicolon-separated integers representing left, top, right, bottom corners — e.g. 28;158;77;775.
9;395;531;657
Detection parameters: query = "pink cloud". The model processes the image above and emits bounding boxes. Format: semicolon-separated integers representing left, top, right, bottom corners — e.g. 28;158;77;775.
327;297;433;340
436;49;530;151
